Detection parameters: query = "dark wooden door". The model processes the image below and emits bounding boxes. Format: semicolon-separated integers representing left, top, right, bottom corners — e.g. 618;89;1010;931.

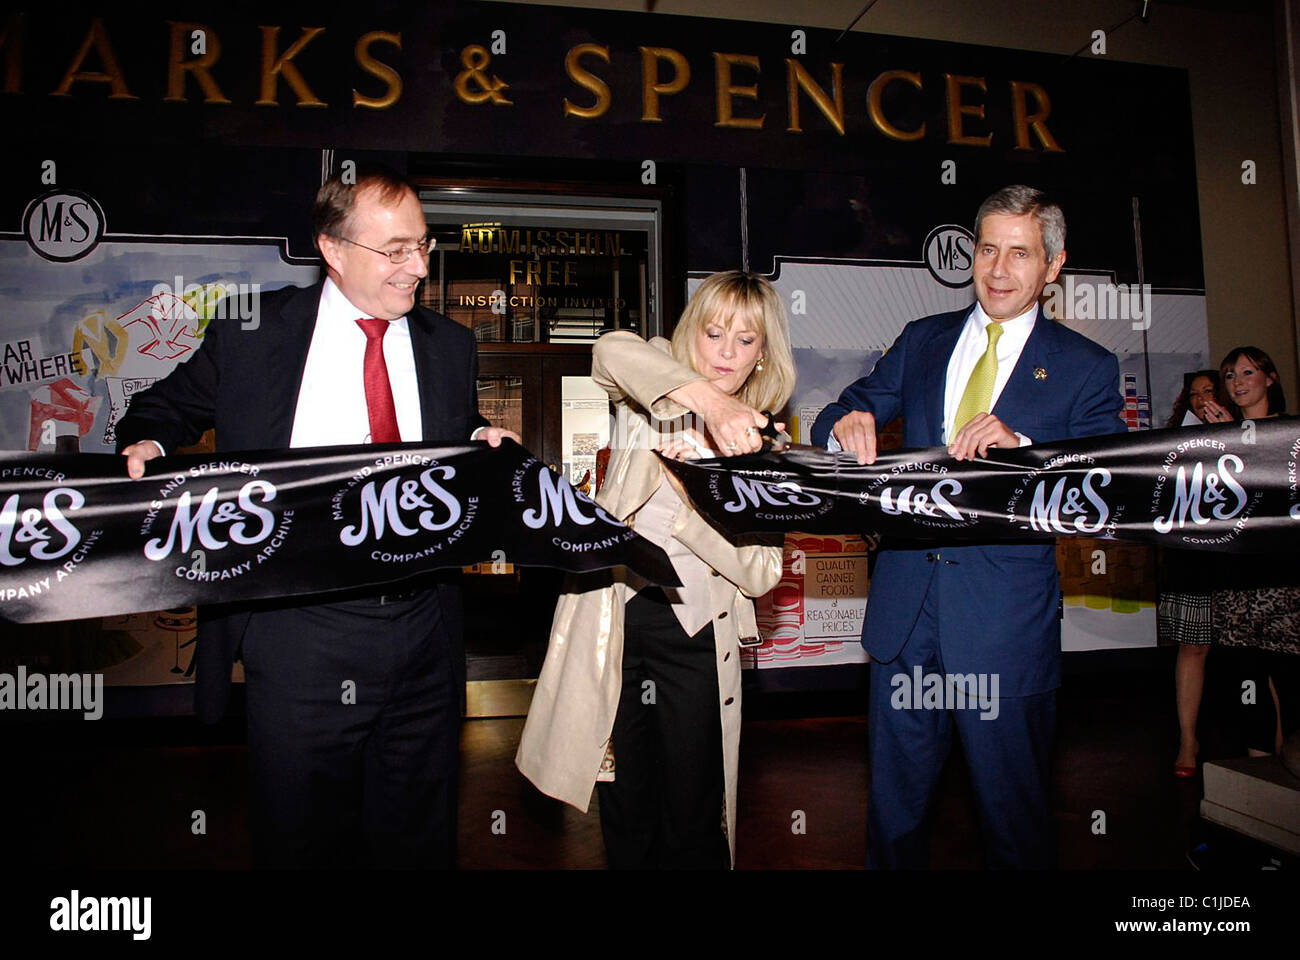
464;344;599;702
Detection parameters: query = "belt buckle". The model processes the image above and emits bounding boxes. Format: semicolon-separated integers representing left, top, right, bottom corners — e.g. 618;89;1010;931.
378;589;418;605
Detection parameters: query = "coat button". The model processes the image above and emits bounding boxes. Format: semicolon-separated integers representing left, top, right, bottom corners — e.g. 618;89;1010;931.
717;611;728;619
925;552;935;562
711;570;721;577
724;697;734;706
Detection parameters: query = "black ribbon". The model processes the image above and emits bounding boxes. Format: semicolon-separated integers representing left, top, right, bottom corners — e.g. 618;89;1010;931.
7;420;1295;625
0;441;679;624
661;418;1300;554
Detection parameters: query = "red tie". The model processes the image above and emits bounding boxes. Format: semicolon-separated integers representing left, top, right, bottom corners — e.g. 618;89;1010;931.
355;318;400;444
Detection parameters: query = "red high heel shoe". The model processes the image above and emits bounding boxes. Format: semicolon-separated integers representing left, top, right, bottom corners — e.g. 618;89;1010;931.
1174;740;1199;778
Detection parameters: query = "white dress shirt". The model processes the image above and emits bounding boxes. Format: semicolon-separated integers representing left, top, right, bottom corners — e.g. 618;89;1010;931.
941;302;1037;444
146;279;485;456
289;279;423;447
824;302;1037;451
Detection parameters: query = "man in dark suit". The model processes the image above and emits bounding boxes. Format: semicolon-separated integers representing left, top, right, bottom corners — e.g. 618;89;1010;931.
118;168;516;868
811;185;1124;868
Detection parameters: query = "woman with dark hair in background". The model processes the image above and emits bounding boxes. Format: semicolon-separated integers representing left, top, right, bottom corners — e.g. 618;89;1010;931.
1211;346;1299;760
1168;369;1231;427
1160;370;1228;776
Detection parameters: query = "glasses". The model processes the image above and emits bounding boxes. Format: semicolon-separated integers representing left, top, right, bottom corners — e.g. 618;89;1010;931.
331;234;436;264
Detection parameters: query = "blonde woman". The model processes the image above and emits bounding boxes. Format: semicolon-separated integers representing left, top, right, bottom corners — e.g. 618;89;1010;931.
516;271;795;868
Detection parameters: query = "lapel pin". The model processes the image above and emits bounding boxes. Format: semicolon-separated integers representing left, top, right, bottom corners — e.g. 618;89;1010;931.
1034;366;1048;381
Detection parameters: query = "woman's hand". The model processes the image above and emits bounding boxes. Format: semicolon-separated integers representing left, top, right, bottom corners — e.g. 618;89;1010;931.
656;438;703;461
1200;399;1232;423
668;380;768;457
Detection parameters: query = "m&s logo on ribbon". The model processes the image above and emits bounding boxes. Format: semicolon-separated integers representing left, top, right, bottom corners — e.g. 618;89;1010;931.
143;480;278;560
339;468;462;545
1153;455;1248;534
0;489;84;566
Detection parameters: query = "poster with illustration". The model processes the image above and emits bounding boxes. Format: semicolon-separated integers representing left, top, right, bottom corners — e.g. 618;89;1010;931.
0;188;318;685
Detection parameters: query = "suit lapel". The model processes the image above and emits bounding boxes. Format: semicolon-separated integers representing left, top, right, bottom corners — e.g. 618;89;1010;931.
264;282;323;448
408;306;448;441
993;307;1060;421
920;307;972;446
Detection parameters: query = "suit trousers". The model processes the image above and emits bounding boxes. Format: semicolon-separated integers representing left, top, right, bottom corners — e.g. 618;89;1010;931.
240;589;458;868
866;579;1057;869
597;588;729;869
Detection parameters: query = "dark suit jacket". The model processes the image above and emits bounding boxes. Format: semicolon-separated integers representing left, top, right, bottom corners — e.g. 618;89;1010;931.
116;280;490;722
811;306;1125;696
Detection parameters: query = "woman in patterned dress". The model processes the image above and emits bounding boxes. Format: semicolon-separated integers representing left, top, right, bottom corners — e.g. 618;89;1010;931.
1210;346;1299;757
1160;369;1230;776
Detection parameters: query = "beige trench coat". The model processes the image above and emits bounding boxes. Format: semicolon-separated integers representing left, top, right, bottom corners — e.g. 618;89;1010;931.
515;331;782;865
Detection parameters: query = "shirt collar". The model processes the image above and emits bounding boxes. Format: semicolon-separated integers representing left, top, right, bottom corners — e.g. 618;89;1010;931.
319;277;407;326
970;299;1037;336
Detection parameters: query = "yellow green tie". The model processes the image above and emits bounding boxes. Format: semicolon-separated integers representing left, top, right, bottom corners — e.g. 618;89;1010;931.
953;321;1004;437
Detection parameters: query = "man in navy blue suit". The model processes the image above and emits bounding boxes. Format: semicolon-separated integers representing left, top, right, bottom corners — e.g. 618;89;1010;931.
811;185;1124;868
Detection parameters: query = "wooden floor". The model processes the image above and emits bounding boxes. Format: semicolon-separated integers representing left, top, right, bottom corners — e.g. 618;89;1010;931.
0;647;1258;870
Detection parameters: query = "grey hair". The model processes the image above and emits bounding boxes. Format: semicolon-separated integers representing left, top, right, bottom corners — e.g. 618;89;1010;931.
973;185;1066;262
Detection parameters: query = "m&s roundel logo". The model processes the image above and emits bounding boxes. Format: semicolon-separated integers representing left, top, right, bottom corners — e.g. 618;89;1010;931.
923;224;974;289
23;190;105;263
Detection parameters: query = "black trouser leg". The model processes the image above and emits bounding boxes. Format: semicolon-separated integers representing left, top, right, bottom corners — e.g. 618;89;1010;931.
597;595;660;868
241;592;456;868
597;589;727;869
